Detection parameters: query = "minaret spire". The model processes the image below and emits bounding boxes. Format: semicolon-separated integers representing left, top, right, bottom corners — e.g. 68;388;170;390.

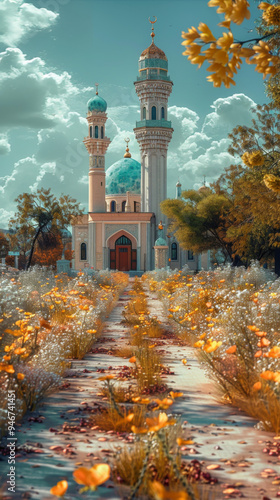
95;83;99;95
149;16;157;43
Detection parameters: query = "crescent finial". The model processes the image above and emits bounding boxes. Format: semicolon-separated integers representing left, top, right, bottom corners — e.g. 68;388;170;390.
149;16;157;25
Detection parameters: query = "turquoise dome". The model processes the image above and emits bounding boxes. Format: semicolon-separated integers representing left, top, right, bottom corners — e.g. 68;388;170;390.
106;158;141;195
155;237;168;246
87;94;107;112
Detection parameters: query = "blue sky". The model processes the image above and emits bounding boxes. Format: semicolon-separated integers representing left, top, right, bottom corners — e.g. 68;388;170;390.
0;0;269;227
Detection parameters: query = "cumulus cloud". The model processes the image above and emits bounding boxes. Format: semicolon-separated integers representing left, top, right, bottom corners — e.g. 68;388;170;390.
0;48;79;130
0;134;11;154
0;93;257;227
0;0;58;46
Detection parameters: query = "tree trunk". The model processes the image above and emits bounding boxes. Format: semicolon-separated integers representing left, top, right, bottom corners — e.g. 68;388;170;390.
26;227;41;270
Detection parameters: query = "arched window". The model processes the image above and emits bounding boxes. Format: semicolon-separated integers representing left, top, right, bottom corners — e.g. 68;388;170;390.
111;200;116;212
81;243;87;261
151;106;156;120
171;242;178;261
122;200;126;212
90;126;93;138
161;107;165;119
116;235;131;246
143;107;146;120
95;126;98;138
101;126;104;139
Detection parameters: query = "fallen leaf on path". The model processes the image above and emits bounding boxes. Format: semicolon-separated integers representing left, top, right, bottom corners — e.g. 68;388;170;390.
206;464;221;470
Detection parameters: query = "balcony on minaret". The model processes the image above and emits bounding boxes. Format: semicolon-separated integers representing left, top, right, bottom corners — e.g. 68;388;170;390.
135;119;172;129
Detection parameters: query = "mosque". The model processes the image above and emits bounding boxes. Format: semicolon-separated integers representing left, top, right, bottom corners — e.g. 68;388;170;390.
71;20;209;273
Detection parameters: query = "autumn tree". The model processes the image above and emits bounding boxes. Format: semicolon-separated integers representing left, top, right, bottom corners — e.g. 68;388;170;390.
214;103;280;270
161;188;233;263
182;0;280;88
9;188;83;270
0;232;9;262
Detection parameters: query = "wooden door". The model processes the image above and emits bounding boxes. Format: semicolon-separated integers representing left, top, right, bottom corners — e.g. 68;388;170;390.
116;245;131;271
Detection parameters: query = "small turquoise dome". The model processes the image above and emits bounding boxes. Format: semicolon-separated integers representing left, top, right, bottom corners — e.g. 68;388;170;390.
87;94;107;113
106;158;141;195
155;237;168;246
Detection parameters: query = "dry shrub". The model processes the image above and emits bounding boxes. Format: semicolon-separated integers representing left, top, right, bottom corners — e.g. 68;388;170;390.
100;383;138;403
134;344;162;391
233;384;280;434
113;346;135;359
91;404;145;433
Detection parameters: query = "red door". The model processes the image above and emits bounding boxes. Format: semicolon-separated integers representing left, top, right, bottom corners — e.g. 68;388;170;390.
116;245;131;271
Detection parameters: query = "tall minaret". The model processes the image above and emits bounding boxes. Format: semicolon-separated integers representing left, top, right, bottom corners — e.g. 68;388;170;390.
134;18;173;224
83;84;111;213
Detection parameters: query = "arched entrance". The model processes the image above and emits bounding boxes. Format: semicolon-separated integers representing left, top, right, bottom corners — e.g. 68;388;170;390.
110;235;137;271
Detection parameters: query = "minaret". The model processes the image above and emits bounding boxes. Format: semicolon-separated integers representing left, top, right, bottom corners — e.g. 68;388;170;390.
176;180;182;199
134;18;173;224
83;84;111;213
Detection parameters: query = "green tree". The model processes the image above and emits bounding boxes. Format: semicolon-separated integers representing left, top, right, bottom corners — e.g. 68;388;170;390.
161;188;233;263
213;103;280;269
9;188;83;270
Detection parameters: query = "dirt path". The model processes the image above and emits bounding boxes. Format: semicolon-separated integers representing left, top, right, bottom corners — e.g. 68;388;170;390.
0;281;279;500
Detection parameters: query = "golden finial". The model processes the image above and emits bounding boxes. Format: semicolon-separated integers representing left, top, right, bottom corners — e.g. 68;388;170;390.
95;83;99;95
149;16;157;43
124;137;131;158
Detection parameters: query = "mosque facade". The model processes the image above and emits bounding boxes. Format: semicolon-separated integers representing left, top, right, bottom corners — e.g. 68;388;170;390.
72;23;208;273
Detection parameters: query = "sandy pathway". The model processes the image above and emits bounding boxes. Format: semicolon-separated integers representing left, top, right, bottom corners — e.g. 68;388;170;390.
0;281;279;500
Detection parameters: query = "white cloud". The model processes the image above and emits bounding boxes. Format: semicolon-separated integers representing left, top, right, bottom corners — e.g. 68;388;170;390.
0;0;58;46
0;48;79;130
0;134;11;154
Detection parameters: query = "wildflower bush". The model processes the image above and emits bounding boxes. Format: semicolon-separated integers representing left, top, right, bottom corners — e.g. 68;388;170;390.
0;267;128;437
146;262;280;433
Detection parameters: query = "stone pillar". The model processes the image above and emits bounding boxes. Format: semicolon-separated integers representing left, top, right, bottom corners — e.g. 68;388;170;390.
154;245;168;269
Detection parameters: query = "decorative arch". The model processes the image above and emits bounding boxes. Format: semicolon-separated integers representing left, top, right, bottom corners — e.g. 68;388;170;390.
161;107;165;119
107;230;137;271
143;107;146;120
110;200;116;212
95;126;98;138
101;126;104;139
122;200;126;212
151;106;157;120
89;126;93;138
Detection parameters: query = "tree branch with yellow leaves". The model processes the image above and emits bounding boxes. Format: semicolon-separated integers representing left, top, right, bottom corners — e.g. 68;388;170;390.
182;1;280;88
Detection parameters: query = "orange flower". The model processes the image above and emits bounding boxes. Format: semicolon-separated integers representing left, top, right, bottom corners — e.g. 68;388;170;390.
40;318;52;330
0;363;15;374
14;348;26;355
260;370;280;383
203;340;222;353
129;356;136;363
181;359;187;365
98;375;116;381
255;331;267;337
17;373;25;380
259;338;270;348
132;412;176;434
151;481;188;500
50;480;68;497
247;325;259;331
73;464;110;491
254;350;263;358
152;398;174;410
176;438;194;446
268;346;280;358
169;391;183;399
252;381;262;391
226;345;237;354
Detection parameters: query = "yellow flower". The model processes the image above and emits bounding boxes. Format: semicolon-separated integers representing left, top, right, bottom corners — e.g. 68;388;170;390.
182;26;200;44
176;438;194;446
262;5;280;25
73;464;110;491
194;340;205;348
98;375;116;381
203;340;222;353
264;174;280;193
0;363;15;374
152;398;174;410
169;391;183;399
198;22;216;43
50;480;68;497
151;481;188;500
